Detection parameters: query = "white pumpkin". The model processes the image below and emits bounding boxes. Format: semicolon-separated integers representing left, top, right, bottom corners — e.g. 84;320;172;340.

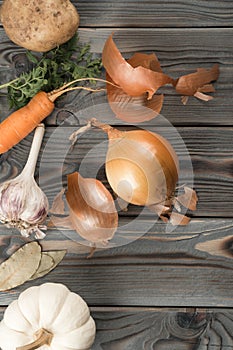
0;283;96;350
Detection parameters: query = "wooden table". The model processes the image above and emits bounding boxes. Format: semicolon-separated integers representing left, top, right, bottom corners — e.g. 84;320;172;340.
0;1;233;348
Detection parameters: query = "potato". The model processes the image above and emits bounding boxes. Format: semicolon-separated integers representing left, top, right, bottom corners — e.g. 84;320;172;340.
0;0;79;52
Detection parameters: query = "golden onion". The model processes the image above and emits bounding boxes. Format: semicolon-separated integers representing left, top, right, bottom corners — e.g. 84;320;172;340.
69;119;198;226
91;120;179;207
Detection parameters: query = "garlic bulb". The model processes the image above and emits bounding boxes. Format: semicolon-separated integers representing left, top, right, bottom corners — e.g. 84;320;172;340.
0;124;49;239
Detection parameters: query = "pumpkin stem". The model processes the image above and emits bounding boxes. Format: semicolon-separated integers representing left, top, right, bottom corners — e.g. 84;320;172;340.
16;328;53;350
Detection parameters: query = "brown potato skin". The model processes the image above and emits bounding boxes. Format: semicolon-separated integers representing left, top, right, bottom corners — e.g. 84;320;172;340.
0;0;79;52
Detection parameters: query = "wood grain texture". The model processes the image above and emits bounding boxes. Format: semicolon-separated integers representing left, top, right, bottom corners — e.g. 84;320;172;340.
0;1;233;348
0;126;232;217
0;218;233;307
91;308;233;350
0;27;232;126
1;0;233;28
73;0;233;28
0;306;232;349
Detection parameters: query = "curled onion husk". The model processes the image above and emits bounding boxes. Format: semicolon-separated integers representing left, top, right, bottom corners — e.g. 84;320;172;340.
175;64;219;104
106;53;165;122
66;172;118;245
102;34;174;99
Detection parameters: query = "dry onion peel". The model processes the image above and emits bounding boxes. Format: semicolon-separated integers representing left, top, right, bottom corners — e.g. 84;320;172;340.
106;53;164;122
49;172;118;250
102;34;174;99
127;52;162;73
175;64;219;103
49;188;66;215
70;119;197;225
66;172;118;246
174;186;198;211
49;173;118;257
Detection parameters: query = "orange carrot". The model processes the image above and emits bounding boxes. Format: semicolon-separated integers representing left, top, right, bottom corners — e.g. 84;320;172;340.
0;78;110;154
0;91;54;154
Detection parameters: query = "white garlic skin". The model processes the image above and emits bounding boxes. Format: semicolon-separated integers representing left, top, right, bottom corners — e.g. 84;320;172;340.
0;174;49;239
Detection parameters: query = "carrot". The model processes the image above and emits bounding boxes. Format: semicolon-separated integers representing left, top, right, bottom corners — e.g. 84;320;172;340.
0;91;54;154
0;78;113;154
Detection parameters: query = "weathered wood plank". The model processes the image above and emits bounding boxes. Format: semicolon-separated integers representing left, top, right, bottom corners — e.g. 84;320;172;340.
2;259;230;307
0;1;232;347
0;28;232;126
1;218;233;307
0;306;232;350
74;0;233;28
89;308;233;350
1;126;232;217
1;0;233;28
1;218;233;259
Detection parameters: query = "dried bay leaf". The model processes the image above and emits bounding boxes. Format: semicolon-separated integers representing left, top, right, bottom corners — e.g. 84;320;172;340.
29;250;66;280
29;253;53;280
0;242;41;291
46;250;66;263
0;241;66;290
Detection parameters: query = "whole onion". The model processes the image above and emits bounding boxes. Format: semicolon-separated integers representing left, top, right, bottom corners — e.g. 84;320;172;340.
69;119;197;226
92;120;179;207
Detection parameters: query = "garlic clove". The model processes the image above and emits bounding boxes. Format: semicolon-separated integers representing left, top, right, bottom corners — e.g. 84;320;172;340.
0;176;49;239
0;125;49;239
19;180;49;224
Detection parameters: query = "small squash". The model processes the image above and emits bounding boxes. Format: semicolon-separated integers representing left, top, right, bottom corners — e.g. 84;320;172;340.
0;283;96;350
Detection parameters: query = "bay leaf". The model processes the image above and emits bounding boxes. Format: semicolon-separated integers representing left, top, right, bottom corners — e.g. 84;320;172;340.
29;253;53;280
29;250;66;280
0;242;41;291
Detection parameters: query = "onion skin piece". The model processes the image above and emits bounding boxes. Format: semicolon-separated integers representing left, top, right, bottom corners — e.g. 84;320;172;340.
175;64;219;96
102;34;175;99
66;172;118;245
174;186;198;211
106;77;164;122
128;53;162;73
106;52;165;122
